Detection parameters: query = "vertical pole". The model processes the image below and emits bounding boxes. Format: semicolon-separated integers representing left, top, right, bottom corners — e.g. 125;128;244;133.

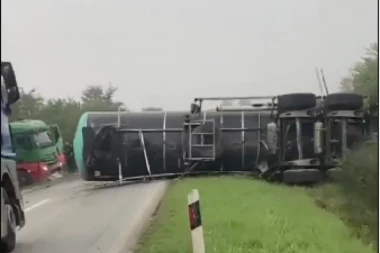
201;112;207;145
241;111;245;168
212;119;215;161
325;119;331;163
189;121;192;161
117;105;122;184
117;105;121;127
188;189;205;253
163;112;167;172
341;119;347;158
255;113;261;165
139;130;152;175
220;111;224;171
118;162;123;185
295;118;303;159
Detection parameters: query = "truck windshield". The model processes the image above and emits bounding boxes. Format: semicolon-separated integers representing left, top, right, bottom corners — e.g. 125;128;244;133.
14;135;32;150
33;131;54;147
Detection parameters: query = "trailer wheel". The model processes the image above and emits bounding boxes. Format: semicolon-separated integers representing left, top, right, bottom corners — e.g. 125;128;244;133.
324;93;363;111
0;188;17;253
278;93;316;112
17;170;33;188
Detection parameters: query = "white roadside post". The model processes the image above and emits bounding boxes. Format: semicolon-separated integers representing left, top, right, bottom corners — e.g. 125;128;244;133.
188;189;205;253
117;104;125;185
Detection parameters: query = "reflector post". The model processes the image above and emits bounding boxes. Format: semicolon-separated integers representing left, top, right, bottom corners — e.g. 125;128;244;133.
187;189;205;253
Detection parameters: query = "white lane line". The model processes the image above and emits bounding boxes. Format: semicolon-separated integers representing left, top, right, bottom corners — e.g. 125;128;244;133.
25;199;51;212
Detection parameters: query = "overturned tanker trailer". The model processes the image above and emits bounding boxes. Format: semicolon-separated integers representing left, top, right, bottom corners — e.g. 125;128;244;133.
73;92;368;184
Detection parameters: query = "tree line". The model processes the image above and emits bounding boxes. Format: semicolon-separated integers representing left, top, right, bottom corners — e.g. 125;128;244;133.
315;42;378;248
341;42;378;106
9;85;126;142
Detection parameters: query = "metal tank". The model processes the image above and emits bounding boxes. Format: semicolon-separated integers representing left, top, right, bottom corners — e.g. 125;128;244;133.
74;108;274;181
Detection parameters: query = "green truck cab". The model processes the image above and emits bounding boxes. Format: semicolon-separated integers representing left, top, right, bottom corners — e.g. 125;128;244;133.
10;120;66;187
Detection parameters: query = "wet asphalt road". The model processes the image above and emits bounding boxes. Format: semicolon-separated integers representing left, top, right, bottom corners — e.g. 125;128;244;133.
14;178;167;253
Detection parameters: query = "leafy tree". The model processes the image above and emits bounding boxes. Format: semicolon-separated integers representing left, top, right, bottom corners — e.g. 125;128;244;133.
327;42;379;247
9;84;127;142
81;85;110;102
9;88;44;121
81;84;126;112
340;43;378;105
39;98;83;142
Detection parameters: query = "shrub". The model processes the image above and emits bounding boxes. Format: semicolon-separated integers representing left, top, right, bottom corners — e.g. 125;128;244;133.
312;143;378;248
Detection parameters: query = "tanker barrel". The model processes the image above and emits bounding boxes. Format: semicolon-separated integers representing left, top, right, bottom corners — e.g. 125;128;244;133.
118;128;183;133
216;106;274;112
194;96;275;101
221;127;261;132
77;110;275;179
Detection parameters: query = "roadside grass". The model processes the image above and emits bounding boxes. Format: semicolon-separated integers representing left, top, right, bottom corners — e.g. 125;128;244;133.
310;183;377;249
136;176;374;253
310;144;378;249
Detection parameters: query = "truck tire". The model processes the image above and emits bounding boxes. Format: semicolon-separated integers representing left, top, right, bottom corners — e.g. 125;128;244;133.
0;189;16;253
324;93;363;111
278;93;316;112
17;170;33;188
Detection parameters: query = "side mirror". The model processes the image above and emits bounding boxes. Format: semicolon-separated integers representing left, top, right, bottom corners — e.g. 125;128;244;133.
48;124;61;144
1;62;20;105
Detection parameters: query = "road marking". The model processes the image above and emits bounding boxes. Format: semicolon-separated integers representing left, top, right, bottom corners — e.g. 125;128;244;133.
25;199;51;212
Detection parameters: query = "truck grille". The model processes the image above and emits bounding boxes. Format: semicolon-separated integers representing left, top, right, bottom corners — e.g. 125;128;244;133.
43;153;58;165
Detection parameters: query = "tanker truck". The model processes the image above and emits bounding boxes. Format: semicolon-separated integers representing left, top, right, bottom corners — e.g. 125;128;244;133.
1;62;26;252
73;92;367;184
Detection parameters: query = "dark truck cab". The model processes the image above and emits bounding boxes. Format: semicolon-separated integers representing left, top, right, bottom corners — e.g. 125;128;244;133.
1;62;26;252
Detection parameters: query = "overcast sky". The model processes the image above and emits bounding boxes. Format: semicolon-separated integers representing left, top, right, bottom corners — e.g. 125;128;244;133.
2;0;378;110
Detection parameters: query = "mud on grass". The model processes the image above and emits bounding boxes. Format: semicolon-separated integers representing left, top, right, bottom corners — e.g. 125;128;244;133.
136;176;374;253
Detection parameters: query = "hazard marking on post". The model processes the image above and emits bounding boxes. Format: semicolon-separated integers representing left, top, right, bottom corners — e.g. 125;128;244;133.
188;189;205;253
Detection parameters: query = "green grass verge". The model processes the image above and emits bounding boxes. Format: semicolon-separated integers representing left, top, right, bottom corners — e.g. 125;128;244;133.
136;176;375;253
310;183;377;249
311;144;378;249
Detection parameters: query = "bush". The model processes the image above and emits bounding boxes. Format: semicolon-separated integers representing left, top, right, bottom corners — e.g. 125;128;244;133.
339;143;378;211
312;143;378;248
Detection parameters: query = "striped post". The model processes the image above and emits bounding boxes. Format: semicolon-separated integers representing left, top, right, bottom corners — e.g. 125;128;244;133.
188;189;205;253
